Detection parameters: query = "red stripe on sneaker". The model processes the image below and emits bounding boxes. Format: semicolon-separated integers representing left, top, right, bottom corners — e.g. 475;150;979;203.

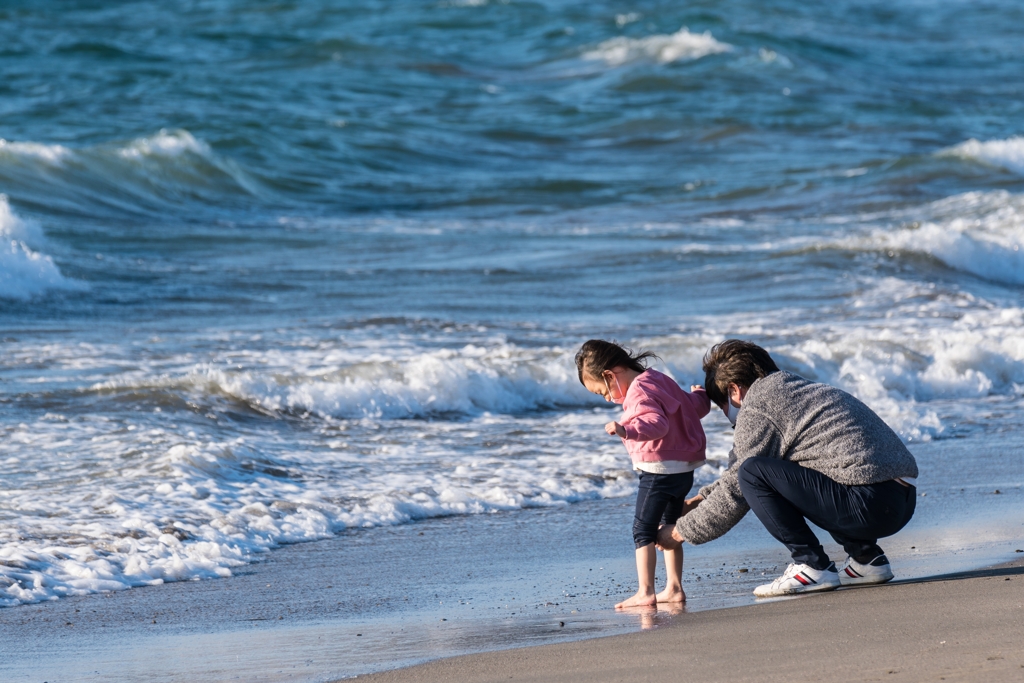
794;573;813;585
845;567;862;578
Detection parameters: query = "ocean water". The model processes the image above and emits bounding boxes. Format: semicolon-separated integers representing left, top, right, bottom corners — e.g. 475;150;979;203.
2;0;1024;611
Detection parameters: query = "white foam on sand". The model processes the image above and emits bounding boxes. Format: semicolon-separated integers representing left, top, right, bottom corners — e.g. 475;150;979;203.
0;408;636;607
0;196;81;300
0;336;686;607
583;28;731;67
939;136;1024;175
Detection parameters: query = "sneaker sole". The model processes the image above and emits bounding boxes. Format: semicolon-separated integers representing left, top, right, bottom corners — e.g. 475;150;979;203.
753;582;841;598
838;574;894;587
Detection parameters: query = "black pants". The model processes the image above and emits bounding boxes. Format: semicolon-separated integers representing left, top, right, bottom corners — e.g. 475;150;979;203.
737;456;916;570
633;470;694;549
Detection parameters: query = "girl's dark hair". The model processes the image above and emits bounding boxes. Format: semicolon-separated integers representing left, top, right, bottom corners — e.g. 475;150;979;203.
702;339;780;406
575;339;658;385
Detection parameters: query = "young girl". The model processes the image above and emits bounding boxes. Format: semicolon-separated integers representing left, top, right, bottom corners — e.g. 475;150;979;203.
575;339;710;608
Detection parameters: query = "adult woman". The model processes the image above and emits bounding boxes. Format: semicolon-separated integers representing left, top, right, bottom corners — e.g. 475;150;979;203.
657;340;918;597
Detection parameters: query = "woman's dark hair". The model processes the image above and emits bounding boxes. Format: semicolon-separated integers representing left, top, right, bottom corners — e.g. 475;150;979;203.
702;339;780;406
575;339;658;385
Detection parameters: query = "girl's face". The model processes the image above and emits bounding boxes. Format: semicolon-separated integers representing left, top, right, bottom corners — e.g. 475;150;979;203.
582;368;627;403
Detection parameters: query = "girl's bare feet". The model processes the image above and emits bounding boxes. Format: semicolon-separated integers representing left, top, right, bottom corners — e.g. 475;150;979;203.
655;586;686;603
615;589;657;609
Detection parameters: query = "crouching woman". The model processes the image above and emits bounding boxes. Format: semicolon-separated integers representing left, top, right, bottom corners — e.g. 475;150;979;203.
658;340;918;597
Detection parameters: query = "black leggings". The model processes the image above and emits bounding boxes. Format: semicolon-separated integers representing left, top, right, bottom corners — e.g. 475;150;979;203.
738;456;916;570
633;470;695;548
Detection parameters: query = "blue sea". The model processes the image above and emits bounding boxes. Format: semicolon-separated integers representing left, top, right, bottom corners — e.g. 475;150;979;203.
1;0;1023;675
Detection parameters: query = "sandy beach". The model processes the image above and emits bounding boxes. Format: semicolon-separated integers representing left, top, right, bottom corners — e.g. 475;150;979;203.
354;557;1024;683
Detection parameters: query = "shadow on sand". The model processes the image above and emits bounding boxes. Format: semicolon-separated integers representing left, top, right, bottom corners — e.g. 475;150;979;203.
891;558;1024;585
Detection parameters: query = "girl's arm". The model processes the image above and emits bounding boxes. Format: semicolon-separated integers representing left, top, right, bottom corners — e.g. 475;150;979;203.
687;385;712;418
619;394;670;441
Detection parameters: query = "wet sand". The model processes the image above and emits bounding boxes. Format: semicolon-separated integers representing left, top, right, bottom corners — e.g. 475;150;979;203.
352;558;1024;683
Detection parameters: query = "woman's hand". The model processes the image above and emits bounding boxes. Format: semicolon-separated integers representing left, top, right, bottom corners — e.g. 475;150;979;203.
604;421;626;438
691;384;704;392
682;494;704;516
656;524;684;550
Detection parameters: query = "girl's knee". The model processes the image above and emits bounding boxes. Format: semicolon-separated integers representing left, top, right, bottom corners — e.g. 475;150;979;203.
632;518;658;548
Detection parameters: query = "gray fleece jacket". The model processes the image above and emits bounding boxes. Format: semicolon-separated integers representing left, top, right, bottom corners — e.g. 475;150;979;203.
677;371;918;546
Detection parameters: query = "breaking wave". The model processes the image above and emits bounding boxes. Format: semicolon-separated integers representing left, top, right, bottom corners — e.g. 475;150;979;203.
0;196;81;300
88;344;592;419
0;139;71;164
939;136;1024;175
0;129;259;216
583;28;731;67
867;191;1024;286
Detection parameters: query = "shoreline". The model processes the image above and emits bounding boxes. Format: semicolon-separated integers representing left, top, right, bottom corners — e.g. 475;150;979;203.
351;557;1024;683
1;436;1022;682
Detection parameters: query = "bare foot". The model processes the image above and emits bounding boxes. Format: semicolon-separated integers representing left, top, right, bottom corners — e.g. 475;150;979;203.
615;590;657;609
656;587;686;604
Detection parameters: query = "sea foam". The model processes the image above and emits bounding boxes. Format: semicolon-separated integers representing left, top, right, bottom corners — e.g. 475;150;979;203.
0;196;81;300
118;129;212;159
0;409;636;607
90;343;593;420
0;139;71;165
237;347;586;419
583;28;731;66
870;190;1024;286
939;136;1024;175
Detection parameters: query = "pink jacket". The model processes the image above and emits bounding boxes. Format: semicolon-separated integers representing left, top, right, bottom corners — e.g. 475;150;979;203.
619;369;711;464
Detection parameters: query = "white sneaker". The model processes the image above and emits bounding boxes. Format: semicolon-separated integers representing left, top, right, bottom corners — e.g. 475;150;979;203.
753;562;841;597
838;554;894;586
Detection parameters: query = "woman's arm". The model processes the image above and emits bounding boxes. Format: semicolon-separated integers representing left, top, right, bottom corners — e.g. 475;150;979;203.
655;493;705;549
676;468;750;545
682;494;704;516
675;409;784;545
